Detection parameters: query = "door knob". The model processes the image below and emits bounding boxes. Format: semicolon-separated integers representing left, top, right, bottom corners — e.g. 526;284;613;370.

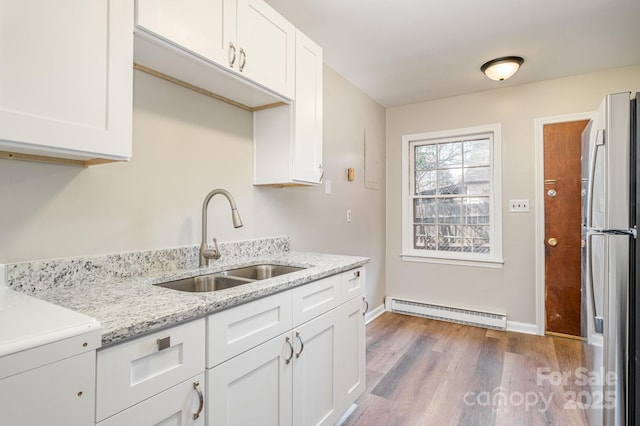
548;237;558;247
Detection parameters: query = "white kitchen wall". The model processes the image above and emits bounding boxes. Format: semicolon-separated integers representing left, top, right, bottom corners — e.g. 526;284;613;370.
386;64;640;326
0;66;386;308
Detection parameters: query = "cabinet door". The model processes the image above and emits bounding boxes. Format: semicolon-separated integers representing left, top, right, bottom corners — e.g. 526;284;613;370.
98;373;205;426
136;0;235;69
338;296;366;413
0;351;95;426
292;29;324;184
0;0;132;160
292;309;341;426
237;0;295;99
208;333;293;426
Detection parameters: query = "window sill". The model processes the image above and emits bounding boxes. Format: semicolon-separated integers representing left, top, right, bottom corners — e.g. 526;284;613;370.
400;254;504;269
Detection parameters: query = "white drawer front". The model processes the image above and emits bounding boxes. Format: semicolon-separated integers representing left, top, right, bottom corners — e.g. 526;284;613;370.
96;319;205;422
207;291;292;368
341;267;365;302
98;373;205;426
292;275;341;327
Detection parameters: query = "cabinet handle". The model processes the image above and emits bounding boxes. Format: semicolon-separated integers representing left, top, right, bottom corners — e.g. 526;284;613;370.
239;48;247;72
295;332;304;358
156;336;170;351
228;42;237;67
193;381;204;420
363;297;369;317
318;164;324;182
348;270;361;281
285;337;294;364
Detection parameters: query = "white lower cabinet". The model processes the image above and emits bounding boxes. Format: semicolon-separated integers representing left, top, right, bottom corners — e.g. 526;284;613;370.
98;373;205;426
0;351;96;426
94;268;366;426
338;295;367;413
95;318;205;424
208;332;293;426
206;267;366;426
292;308;341;426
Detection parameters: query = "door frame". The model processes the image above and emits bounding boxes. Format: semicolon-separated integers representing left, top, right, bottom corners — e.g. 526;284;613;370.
534;111;594;335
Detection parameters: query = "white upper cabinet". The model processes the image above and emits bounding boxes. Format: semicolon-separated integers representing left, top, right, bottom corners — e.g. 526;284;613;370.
135;0;294;107
292;29;323;183
254;29;323;185
136;0;235;67
236;0;295;99
0;0;133;164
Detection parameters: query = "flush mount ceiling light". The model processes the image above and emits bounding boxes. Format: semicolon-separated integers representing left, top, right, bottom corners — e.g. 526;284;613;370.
481;56;524;81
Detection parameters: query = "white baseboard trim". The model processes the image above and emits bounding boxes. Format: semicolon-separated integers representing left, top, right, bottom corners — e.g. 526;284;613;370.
506;320;539;335
365;303;385;324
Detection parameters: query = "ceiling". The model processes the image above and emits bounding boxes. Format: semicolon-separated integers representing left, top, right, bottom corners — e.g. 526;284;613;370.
265;0;640;107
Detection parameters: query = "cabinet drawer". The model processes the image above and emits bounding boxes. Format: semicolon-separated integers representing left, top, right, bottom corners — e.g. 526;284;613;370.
292;275;341;327
207;291;292;368
341;267;365;302
98;373;205;426
96;319;205;422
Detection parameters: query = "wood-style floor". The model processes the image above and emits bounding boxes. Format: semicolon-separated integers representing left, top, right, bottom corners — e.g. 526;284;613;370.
343;312;589;426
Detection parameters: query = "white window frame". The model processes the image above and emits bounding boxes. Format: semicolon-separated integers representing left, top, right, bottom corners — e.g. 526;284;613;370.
401;123;503;268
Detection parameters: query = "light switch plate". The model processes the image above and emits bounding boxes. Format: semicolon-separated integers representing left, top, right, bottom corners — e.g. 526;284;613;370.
325;179;332;195
509;199;529;212
346;209;352;222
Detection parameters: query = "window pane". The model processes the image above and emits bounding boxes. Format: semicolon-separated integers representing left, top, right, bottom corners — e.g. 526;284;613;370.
438;142;462;169
465;225;490;253
463;167;490;195
438;225;464;252
414;225;437;250
415;170;437;195
414;198;437;224
415;145;436;171
437;168;462;195
406;129;498;260
463;139;490;166
438;198;463;224
464;197;490;224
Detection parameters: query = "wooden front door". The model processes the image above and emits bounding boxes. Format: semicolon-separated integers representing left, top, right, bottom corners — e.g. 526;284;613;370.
543;120;589;337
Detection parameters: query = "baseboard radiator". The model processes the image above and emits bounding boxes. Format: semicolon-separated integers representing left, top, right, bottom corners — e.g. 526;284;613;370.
385;297;507;331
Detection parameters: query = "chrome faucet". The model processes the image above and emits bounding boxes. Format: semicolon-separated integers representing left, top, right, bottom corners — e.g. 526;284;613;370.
199;189;243;267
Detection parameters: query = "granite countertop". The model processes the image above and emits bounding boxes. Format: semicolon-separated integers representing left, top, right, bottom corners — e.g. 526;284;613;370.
33;251;368;347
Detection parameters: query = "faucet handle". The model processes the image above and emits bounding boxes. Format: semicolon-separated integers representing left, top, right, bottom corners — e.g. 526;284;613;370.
202;238;221;261
211;238;220;258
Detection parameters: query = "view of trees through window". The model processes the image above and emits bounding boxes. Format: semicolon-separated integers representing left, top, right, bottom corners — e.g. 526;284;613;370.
411;136;492;253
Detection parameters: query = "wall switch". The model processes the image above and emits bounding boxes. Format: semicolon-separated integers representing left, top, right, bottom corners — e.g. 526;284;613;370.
346;209;352;222
325;179;332;195
509;199;530;212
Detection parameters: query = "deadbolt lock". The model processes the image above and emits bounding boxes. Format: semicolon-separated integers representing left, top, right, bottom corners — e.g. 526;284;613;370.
547;238;558;247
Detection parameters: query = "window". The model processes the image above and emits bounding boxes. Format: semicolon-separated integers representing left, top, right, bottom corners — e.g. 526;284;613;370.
401;124;503;267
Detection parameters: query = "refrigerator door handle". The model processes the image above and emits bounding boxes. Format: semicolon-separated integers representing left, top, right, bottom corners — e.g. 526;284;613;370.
587;232;604;334
586;131;604;228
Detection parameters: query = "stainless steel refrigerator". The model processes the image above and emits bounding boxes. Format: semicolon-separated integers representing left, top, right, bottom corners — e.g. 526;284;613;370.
581;91;638;426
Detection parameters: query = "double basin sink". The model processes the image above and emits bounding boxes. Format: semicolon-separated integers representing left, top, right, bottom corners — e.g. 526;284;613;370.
154;264;306;293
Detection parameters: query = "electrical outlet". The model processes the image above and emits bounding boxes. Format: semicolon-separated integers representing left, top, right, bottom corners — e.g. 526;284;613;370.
509;199;530;212
346;209;352;222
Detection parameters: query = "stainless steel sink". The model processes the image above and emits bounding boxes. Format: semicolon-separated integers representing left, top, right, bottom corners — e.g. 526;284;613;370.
224;264;305;280
154;274;253;292
153;264;306;293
